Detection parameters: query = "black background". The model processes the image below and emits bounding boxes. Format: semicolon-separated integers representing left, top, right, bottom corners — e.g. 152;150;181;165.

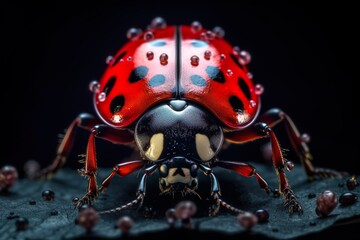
2;2;357;177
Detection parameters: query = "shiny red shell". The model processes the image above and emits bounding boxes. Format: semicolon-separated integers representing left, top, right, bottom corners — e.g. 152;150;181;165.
94;25;260;129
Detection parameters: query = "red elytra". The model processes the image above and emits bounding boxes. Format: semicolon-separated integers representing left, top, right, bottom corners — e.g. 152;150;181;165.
94;25;259;129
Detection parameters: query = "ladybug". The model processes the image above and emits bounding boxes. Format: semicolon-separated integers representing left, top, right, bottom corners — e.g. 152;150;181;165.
36;17;344;216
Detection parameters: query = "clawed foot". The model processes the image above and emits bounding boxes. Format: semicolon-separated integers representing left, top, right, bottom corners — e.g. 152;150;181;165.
74;192;97;209
283;188;303;215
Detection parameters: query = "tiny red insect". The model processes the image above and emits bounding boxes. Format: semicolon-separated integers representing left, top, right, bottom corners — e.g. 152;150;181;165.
35;17;344;216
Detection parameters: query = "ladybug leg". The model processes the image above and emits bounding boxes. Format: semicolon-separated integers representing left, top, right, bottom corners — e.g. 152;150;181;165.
257;108;346;179
98;170;156;214
35;113;102;179
199;165;247;216
225;123;303;215
74;124;134;207
216;161;271;194
98;160;145;194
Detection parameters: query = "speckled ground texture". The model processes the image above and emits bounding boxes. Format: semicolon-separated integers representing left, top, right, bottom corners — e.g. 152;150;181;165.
1;162;359;240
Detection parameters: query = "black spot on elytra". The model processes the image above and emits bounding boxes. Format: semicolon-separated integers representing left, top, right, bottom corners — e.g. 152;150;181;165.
103;76;116;96
238;78;251;100
206;66;225;83
229;95;244;113
114;51;127;65
149;74;165;87
190;75;207;87
110;95;125;114
129;66;149;83
230;53;243;70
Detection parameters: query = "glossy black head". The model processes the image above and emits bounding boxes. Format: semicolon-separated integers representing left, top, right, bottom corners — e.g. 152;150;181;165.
135;100;223;193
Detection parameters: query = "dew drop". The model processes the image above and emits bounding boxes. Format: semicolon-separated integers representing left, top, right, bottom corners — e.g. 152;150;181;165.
16;217;29;231
249;100;256;108
233;46;241;56
98;92;106;102
300;133;311;143
220;54;226;60
126;28;142;40
247;72;253;79
105;55;114;65
0;165;18;190
226;69;233;76
316;190;337;217
204;50;211;60
200;32;206;40
42;190;55;201
213;26;225;38
160;53;168;65
190;55;199;66
255;84;264;95
272;188;280;198
191;21;202;33
117;216;134;234
77;207;99;232
175;201;197;220
308;193;316;199
237;212;258;230
127;56;133;61
72;197;80;206
151;17;167;29
254;209;269;223
239;50;251;65
50;210;59;216
339;192;358;206
89;81;100;93
285;160;295;171
146;51;154;60
206;31;215;41
144;31;154;41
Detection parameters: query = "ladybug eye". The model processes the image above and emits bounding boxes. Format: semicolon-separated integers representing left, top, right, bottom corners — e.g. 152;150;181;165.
195;133;215;161
145;133;164;161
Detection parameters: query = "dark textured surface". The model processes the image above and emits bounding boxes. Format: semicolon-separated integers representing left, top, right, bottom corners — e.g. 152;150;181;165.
1;163;359;240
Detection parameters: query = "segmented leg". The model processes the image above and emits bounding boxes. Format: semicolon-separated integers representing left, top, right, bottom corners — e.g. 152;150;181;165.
98;160;145;193
203;170;247;216
216;161;271;194
225;122;302;214
34;113;102;179
258;108;346;179
74;124;134;207
98;174;148;214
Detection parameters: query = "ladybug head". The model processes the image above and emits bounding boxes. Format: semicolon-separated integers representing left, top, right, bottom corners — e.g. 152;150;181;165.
134;100;223;194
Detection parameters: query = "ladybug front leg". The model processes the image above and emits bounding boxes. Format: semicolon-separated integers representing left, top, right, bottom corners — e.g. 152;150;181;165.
98;160;145;194
225;123;303;214
198;164;247;216
257;108;346;179
216;161;271;194
35;113;102;179
75;125;134;207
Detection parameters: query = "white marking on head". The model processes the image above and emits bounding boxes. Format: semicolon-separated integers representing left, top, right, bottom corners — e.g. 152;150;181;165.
195;133;215;161
145;133;164;160
166;168;191;184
